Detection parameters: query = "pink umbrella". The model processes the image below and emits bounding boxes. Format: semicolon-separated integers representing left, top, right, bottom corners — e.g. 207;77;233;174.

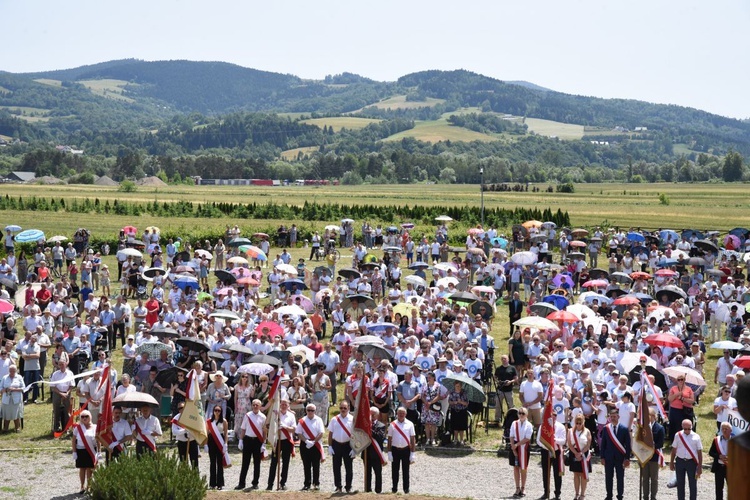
654;269;678;277
569;240;587;248
0;299;13;314
582;279;609;288
255;321;283;338
467;227;483;236
724;234;741;249
216;287;234;296
291;295;314;313
122;225;137;235
230;267;250;276
236;276;260;287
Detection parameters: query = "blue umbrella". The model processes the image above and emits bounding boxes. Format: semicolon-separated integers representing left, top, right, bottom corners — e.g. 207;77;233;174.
655;258;678;268
172;275;199;291
491;237;509;249
682;229;704;241
634;293;653;305
626;232;645;242
543;294;569;310
4;225;21;232
630;245;648;256
729;228;749;238
367;322;398;333
15;229;45;243
280;279;308;291
659;230;679;243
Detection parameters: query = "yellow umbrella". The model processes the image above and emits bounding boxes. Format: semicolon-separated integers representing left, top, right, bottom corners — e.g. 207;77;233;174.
393;303;418;318
145;226;161;234
522;220;543;229
227;256;248;265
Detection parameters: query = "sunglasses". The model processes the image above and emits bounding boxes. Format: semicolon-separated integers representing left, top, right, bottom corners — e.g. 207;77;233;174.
81;416;90;419
306;409;315;412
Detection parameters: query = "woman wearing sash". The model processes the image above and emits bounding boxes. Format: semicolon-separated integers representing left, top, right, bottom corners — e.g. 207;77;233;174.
509;407;533;498
207;405;230;490
71;410;98;495
567;413;592;500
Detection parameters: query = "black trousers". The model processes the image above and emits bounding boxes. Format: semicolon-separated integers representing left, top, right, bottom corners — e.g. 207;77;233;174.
714;464;727;500
332;440;353;490
208;438;225;488
177;440;199;469
267;439;293;488
604;459;625;500
112;322;125;349
365;447;383;493
238;436;262;488
105;325;115;350
676;457;698;500
136;440;155;456
540;448;563;499
300;442;322;488
391;446;411;493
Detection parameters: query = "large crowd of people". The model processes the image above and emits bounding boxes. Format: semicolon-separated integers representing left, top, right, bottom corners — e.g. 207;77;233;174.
0;221;748;499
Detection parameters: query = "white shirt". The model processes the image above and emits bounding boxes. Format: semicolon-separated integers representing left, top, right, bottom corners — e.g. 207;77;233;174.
387;418;416;448
296;414;325;443
134;414;162;441
240;410;267;439
672;430;702;460
511;419;534;444
520;380;544;409
328;413;353;443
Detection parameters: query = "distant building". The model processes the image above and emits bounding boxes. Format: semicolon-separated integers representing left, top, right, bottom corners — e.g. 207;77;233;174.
55;145;84;155
4;171;36;182
634;126;648;132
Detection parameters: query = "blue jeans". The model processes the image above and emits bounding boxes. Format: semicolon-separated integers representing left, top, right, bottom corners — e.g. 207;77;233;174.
24;369;40;402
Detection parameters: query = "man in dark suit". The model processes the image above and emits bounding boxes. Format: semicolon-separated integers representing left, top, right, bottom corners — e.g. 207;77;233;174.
642;408;665;500
600;409;631;500
708;421;732;500
508;291;523;337
364;406;387;494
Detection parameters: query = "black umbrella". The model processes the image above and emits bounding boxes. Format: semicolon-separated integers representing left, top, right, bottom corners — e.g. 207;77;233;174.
143;267;166;279
214;269;236;284
175;337;209;352
694;239;719;253
449;291;481;303
0;277;18;291
248;354;282;368
313;265;330;277
207;351;225;361
338;268;361;280
605;288;627;298
172;251;191;265
228;344;254;356
228;237;252;247
686;257;707;267
126;239;146;248
268;350;290;364
152;326;179;339
655;285;687;303
156;367;182;387
357;343;392;361
341;294;376;310
628;365;667;393
470;300;494;320
408;262;430;270
588;269;609;280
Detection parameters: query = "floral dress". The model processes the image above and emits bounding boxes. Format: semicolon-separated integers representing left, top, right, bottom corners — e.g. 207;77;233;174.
421;383;443;425
234;384;253;430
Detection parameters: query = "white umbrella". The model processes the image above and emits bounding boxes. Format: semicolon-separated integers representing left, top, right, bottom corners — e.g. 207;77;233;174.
566;303;596;320
315;288;333;301
209;309;241;321
663;366;706;387
195;249;213;260
117;248;142;259
325;225;341;232
275;263;297;275
47;235;68;243
227;256;248;265
287;344;316;364
351;335;385;346
711;341;744;350
341;218;355;224
436;277;459;288
433;262;458;273
406;275;427;287
511;251;537;266
275;305;307;317
513;316;560;332
435;215;453;222
577;291;611;305
715;302;743;323
237;363;275;377
646;306;673;324
619;351;657;374
583;316;606;336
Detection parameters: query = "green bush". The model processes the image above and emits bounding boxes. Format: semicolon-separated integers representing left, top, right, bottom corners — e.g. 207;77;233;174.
88;451;207;500
118;180;137;192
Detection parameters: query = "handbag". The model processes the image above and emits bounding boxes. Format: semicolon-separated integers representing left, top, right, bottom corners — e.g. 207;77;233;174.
564;451;572;466
430;402;442;412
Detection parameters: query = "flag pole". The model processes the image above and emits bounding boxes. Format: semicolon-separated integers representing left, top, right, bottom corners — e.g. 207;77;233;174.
546;450;551;500
363;443;368;491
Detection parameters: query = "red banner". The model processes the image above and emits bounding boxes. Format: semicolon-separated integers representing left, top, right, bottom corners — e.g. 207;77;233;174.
538;381;555;453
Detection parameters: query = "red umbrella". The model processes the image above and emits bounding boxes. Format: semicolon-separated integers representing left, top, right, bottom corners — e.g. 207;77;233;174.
252;233;269;239
643;333;684;349
630;271;652;280
569;240;587;248
582;279;609;288
654;269;678;277
236;276;260;287
255;321;283;338
613;295;640;306
547;310;580;323
122;225;137;235
733;356;750;370
0;299;13;314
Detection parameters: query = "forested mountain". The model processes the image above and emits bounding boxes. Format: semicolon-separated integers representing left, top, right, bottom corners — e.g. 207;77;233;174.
0;60;747;184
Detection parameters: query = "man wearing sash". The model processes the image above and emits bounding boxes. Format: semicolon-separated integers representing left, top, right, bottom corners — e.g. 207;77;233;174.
133;403;162;456
365;406;387;494
537;409;566;500
708;421;731;500
387;406;416;494
236;399;266;490
669;419;702;500
267;398;297;491
642;409;664;500
509;407;533;498
600;409;630;500
296;402;326;491
327;400;355;493
109;406;133;462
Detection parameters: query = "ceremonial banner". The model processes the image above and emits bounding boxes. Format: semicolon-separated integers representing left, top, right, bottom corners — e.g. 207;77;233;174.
539;382;556;453
633;372;655;467
176;369;208;445
351;375;371;453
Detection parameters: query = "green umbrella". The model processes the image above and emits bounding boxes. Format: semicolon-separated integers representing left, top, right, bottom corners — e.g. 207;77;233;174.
440;373;486;403
197;292;213;302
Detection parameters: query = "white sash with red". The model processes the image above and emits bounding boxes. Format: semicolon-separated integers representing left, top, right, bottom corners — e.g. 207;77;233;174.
605;424;627;456
514;421;528;470
391;421;411;448
335;415;352;440
207;420;231;467
76;424;98;466
371;436;387;465
571;429;590;480
298;417;325;460
677;431;698;462
555;442;566;475
654;449;665;467
135;421;157;452
245;413;265;440
714;436;727;466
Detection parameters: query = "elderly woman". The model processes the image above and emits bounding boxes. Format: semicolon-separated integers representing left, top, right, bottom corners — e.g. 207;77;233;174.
207;372;231;418
1;364;25;432
72;409;98;494
287;376;308;420
668;374;695;438
448;380;469;446
420;371;444;446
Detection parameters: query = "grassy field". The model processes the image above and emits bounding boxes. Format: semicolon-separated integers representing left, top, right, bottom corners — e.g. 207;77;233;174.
383;117;499;143
33;78;62;87
300;116;382;132
363;95;446;110
525;118;585;140
78;79;135;103
279;146;320;161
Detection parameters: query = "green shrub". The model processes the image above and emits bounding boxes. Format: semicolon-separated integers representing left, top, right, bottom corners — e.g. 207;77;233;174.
659;193;670;205
88;451;207;500
118;180;137;192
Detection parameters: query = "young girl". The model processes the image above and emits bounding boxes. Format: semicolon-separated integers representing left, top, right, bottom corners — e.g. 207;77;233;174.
69;260;79;283
100;264;111;297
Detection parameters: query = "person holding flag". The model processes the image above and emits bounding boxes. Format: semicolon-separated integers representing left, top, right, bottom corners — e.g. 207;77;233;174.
172;402;199;468
567;413;592;500
94;365;129;463
175;368;209;464
296;402;326;491
364;407;387;493
236;399;266;491
133;403;162;456
327;400;355;493
71;410;98;495
108;406;133;461
538;406;566;500
266;397;296;491
640;408;665;500
509;407;533;498
206;404;230;490
600;408;631;500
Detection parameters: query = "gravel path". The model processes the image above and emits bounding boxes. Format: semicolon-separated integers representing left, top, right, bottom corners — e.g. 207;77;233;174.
0;447;721;500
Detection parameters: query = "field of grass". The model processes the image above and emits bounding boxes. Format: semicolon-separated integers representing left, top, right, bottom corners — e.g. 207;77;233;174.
384;117;499;143
525;117;585;140
33;78;62;87
279;146;320;160
78;79;135;103
0;106;50;117
365;95;446;110
0;85;11;94
300;116;382;132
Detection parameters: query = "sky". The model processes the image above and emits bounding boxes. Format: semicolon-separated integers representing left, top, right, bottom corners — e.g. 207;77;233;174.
3;0;749;119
